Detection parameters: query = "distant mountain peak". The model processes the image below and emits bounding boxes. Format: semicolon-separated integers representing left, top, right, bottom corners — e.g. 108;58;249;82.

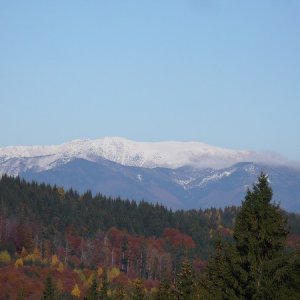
0;137;291;176
0;137;248;175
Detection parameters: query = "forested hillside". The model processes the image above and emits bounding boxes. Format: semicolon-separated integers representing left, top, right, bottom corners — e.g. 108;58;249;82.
0;175;299;299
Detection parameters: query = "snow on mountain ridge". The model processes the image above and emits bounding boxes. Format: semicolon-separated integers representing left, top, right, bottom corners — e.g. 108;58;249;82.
0;137;283;176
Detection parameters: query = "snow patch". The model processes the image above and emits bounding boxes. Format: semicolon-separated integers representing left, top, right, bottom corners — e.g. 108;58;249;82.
197;171;233;187
173;177;195;190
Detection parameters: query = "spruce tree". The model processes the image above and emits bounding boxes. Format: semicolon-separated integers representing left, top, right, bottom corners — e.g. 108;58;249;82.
201;173;291;300
233;173;288;299
202;173;290;299
201;240;240;300
276;252;300;299
175;258;195;300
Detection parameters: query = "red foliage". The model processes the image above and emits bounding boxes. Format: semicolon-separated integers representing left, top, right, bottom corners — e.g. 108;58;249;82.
163;228;196;249
109;227;127;248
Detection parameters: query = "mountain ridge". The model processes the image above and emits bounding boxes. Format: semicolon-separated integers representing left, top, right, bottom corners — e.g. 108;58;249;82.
20;157;300;212
0;137;294;176
1;138;300;212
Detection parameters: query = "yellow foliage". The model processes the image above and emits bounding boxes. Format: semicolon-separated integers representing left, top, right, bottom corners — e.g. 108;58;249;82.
71;284;81;298
109;267;120;281
86;273;95;287
0;250;11;264
57;262;64;272
51;254;59;266
15;258;24;268
151;287;158;294
97;266;103;277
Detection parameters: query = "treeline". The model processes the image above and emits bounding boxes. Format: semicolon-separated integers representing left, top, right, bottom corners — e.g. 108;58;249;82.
0;174;300;299
0;175;240;258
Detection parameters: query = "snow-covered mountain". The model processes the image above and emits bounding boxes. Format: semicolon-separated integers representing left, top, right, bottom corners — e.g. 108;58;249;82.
0;137;288;176
1;137;299;211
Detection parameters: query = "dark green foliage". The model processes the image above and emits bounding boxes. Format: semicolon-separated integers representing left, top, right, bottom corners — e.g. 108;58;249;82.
0;175;218;258
233;173;289;299
272;251;300;300
42;275;55;300
175;259;195;300
201;240;239;300
202;173;300;300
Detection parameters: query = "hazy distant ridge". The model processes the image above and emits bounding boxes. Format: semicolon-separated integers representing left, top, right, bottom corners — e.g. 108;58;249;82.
0;137;290;176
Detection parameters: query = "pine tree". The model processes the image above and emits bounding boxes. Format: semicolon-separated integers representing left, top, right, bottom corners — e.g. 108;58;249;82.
42;275;55;300
175;258;195;300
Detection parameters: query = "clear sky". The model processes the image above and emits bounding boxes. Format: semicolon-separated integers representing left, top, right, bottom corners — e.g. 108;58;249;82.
0;1;299;160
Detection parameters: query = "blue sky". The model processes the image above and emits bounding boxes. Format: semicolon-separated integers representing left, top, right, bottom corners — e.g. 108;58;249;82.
0;1;299;160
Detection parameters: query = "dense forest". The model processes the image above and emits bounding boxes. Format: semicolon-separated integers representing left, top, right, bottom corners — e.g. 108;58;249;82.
0;174;300;299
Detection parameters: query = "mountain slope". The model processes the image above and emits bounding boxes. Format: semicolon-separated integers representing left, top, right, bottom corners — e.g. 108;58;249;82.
21;159;300;212
1;138;299;211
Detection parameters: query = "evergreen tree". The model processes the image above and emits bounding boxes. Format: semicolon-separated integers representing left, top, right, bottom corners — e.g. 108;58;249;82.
233;173;288;299
276;251;300;299
201;240;237;300
175;258;195;300
202;173;290;300
42;275;55;300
